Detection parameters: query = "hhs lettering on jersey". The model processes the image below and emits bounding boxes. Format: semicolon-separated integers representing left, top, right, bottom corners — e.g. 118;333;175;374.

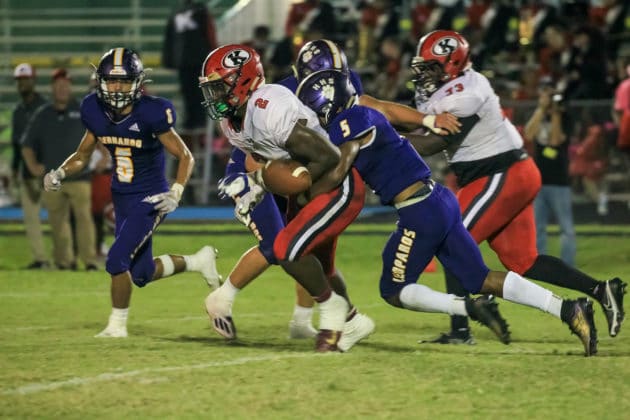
392;229;416;282
99;136;143;148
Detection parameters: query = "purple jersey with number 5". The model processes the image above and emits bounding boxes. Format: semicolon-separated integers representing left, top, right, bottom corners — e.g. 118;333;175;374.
80;92;174;195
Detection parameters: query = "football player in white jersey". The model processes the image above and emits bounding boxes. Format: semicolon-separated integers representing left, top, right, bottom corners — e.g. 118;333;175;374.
199;44;369;351
405;30;625;343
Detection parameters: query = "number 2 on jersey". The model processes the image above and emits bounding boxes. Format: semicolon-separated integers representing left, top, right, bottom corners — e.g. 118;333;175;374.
115;147;134;183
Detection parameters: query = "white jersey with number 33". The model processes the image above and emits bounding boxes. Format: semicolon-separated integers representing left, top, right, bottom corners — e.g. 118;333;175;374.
415;69;523;163
221;84;328;161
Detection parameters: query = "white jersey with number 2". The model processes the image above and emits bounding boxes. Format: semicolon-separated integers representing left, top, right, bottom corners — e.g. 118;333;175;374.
415;69;523;163
221;84;328;161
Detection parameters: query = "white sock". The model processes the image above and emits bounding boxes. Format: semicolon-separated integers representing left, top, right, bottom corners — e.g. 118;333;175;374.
183;254;199;272
217;277;240;302
503;271;562;319
292;305;314;325
109;307;128;329
399;284;467;316
156;255;175;277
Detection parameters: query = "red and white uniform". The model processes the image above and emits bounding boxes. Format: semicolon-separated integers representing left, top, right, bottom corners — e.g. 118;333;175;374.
222;84;364;266
416;69;541;274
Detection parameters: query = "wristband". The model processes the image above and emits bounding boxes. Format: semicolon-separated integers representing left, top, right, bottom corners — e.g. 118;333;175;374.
56;168;66;180
422;114;436;130
171;183;184;202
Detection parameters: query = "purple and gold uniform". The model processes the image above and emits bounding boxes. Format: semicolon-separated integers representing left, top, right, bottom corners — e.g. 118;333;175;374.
80;92;176;286
326;104;489;298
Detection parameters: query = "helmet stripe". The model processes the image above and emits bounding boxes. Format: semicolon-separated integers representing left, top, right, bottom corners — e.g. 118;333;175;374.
322;39;341;69
113;48;124;67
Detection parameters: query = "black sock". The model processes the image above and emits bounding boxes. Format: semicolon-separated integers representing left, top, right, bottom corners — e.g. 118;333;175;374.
445;269;470;332
523;255;601;298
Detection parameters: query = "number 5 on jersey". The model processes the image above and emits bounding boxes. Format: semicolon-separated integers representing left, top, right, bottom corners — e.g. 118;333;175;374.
115;147;134;183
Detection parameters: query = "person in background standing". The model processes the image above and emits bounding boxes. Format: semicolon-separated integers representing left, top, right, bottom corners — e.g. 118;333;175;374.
11;63;49;269
524;83;575;267
162;0;217;145
21;69;99;271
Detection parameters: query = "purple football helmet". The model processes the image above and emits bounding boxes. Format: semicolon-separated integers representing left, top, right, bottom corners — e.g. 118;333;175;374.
95;47;145;110
295;39;349;82
296;69;356;128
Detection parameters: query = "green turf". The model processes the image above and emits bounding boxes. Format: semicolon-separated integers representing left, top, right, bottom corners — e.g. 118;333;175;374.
1;223;629;419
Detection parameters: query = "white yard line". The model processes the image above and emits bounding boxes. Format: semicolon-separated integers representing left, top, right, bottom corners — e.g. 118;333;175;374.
1;352;332;396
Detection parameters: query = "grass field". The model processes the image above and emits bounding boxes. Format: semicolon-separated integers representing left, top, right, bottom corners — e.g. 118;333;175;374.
1;222;629;419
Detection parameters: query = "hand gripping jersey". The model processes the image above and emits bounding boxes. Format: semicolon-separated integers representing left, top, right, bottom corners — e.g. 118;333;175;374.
220;84;328;161
327;105;431;205
415;69;525;185
81;93;174;195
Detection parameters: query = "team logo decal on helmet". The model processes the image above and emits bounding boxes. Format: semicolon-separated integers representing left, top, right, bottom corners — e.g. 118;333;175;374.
295;39;348;82
432;37;459;56
222;49;251;68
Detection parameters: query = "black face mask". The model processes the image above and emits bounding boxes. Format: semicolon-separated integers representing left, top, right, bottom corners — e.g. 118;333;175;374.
411;59;446;102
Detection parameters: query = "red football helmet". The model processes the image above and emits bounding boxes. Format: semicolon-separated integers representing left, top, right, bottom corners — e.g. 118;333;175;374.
199;44;265;120
411;30;471;101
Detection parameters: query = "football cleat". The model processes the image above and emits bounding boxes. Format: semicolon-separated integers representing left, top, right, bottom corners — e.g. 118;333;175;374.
205;290;236;339
315;329;341;352
419;330;476;345
563;298;597;356
94;326;127;338
596;278;626;337
288;320;317;339
197;246;223;290
337;313;375;352
465;295;511;344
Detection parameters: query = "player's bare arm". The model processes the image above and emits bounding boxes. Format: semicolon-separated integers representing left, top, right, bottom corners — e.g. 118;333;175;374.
285;119;340;182
360;94;460;135
158;127;195;186
402;114;480;156
59;129;98;176
309;139;361;198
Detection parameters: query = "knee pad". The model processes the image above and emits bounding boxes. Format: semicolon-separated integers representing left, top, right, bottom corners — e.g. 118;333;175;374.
259;243;278;265
382;293;403;308
130;260;156;288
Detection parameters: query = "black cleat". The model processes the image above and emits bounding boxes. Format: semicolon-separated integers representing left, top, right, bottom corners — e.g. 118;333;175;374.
465;295;511;344
596;278;626;337
563;298;598;356
419;330;476;345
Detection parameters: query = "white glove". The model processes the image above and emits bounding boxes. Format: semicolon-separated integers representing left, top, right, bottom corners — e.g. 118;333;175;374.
143;183;184;215
43;168;65;192
218;171;265;227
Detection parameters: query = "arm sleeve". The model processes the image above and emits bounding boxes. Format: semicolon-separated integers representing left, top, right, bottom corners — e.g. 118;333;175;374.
440;114;481;145
150;98;177;135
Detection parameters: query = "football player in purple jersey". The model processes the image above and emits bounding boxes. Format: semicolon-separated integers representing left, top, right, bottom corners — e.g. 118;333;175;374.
44;48;221;338
296;69;599;356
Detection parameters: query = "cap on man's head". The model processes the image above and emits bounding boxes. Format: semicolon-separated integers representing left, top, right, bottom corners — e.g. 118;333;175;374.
14;63;35;79
51;68;71;82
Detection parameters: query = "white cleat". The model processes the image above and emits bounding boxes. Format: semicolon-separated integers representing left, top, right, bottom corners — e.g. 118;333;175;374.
205;291;236;339
197;246;223;290
288;320;317;339
94;326;128;338
337;313;375;352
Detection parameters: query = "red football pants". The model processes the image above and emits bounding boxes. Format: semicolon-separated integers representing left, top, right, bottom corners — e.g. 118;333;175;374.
457;158;541;274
